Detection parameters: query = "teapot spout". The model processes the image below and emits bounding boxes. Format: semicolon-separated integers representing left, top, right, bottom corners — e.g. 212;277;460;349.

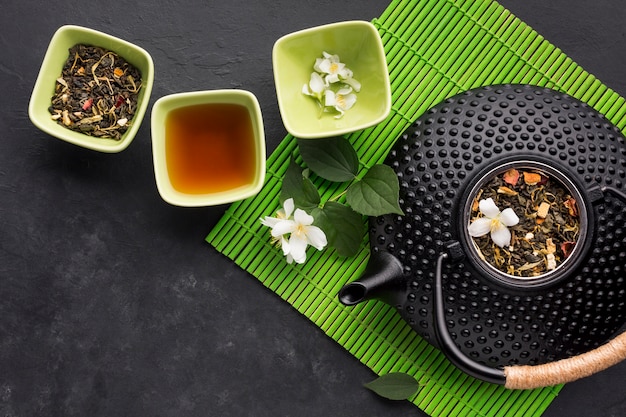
338;250;405;306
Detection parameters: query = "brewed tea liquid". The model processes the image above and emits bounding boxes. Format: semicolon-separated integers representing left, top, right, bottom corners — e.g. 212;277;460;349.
165;103;257;194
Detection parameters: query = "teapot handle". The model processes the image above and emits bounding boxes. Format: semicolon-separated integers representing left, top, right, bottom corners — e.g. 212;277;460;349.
433;253;626;389
503;331;626;389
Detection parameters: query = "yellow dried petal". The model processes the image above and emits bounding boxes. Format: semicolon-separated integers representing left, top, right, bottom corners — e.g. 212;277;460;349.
523;171;542;185
62;110;71;126
113;67;124;77
546;237;556;253
537;201;551;218
564;197;578;217
545;238;556;254
497;186;518;196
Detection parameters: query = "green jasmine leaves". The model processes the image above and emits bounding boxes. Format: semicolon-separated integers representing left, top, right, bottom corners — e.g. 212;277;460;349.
312;202;364;257
363;372;420;401
280;158;320;212
297;136;359;182
346;164;403;216
280;136;402;257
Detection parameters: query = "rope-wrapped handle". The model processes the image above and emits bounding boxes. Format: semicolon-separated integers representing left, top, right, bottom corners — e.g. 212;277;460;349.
434;253;626;389
504;331;626;389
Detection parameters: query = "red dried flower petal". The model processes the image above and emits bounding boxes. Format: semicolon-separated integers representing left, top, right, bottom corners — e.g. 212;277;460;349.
503;169;519;186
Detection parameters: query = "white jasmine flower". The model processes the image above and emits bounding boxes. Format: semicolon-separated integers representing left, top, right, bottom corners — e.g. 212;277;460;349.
314;52;352;84
342;76;361;93
302;72;326;102
260;198;327;264
260;197;293;257
468;198;520;248
260;196;294;227
313;52;361;92
324;87;357;119
302;51;361;117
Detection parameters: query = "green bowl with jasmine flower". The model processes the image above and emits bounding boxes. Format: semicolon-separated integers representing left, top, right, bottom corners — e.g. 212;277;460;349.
272;21;391;139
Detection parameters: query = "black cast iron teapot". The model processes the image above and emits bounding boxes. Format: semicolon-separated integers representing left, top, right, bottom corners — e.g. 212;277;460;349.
338;84;626;389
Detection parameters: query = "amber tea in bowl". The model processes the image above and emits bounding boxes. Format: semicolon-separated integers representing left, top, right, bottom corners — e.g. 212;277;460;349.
151;90;266;207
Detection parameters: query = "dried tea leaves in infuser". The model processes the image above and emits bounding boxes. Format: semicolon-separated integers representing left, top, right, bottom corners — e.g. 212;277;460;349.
470;168;581;278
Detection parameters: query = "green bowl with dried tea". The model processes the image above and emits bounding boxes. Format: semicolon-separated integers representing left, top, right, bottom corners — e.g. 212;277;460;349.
272;21;391;139
28;25;154;152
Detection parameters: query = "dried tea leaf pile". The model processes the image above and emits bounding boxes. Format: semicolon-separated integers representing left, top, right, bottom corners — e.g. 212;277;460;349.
470;168;580;278
49;44;142;140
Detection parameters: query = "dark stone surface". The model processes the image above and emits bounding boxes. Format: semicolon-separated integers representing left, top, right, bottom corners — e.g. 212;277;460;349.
1;0;624;416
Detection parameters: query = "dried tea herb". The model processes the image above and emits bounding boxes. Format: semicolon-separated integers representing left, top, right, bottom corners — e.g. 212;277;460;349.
470;168;580;278
48;44;142;140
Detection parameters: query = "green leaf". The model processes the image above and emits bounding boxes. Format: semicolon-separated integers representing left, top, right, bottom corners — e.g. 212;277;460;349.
312;202;364;257
280;158;320;212
363;373;420;401
297;137;359;182
346;164;403;216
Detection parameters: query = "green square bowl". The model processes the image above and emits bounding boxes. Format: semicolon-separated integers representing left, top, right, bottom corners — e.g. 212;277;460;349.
272;21;391;139
151;90;266;207
28;25;154;153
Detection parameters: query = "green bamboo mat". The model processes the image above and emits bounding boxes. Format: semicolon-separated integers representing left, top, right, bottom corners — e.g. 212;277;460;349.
207;0;626;415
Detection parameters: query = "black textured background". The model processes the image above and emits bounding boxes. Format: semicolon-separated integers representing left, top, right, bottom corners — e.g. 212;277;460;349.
1;1;624;416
